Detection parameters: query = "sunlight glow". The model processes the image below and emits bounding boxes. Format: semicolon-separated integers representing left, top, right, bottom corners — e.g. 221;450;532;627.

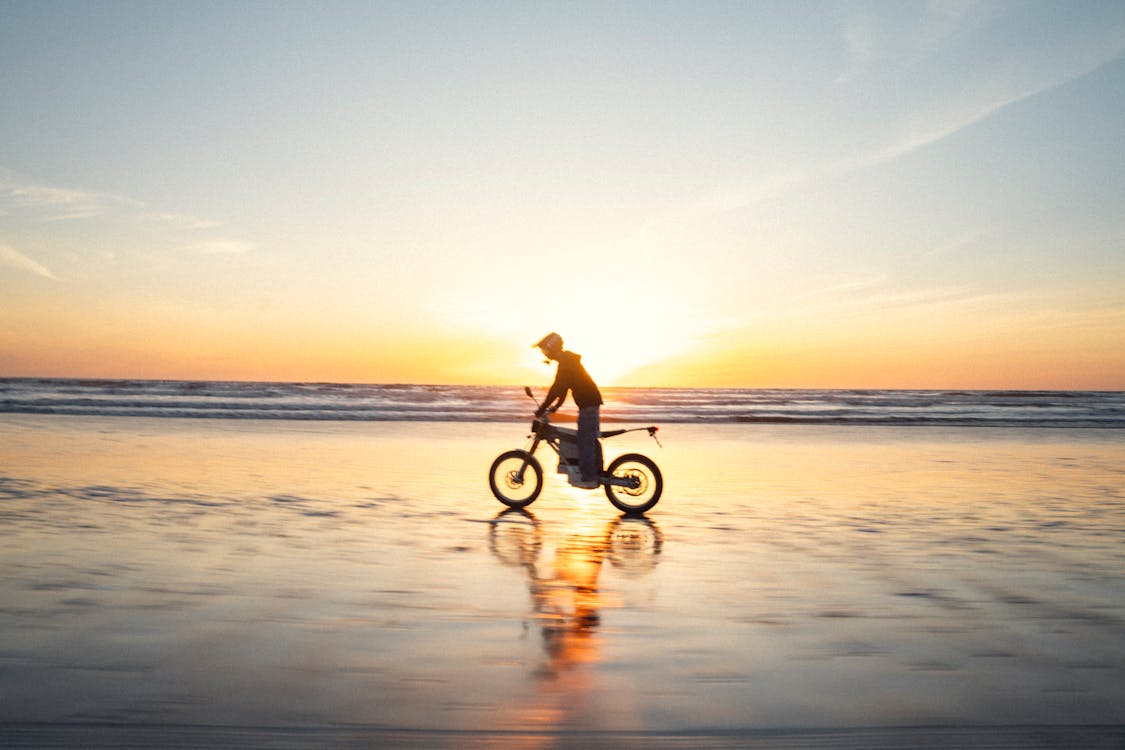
2;4;1124;388
435;275;721;387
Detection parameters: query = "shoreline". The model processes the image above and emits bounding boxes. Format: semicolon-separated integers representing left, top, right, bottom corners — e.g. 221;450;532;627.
3;722;1125;749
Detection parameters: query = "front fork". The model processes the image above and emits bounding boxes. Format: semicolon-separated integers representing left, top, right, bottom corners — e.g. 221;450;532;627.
514;434;542;483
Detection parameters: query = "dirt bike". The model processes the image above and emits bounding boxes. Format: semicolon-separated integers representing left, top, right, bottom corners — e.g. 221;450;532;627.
488;387;664;514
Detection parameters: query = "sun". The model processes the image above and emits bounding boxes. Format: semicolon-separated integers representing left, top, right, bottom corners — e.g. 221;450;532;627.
514;298;709;387
431;270;722;387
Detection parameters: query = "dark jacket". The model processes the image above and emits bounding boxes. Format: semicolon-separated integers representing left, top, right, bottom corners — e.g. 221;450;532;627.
542;350;603;411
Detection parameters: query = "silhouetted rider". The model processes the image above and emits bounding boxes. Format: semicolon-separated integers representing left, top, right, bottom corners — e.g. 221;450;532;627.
534;332;603;488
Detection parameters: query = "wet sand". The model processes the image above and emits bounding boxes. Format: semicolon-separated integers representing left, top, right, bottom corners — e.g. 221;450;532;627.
2;415;1124;747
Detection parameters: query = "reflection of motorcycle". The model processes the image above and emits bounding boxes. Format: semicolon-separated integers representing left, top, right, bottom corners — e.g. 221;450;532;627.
489;387;664;514
488;509;663;676
489;510;663;572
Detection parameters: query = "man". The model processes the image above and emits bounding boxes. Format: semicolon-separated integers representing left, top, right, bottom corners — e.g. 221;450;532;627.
534;332;603;489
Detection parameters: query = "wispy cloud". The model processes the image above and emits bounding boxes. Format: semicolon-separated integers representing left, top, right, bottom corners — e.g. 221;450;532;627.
678;8;1125;223
1;170;227;231
768;284;985;324
836;1;997;86
830;284;981;313
0;171;143;221
184;239;255;256
922;227;996;257
728;285;995;340
660;167;810;226
0;242;58;280
837;6;1125;170
833;7;878;85
142;211;222;230
850;87;1057;173
2;168;257;262
793;274;890;301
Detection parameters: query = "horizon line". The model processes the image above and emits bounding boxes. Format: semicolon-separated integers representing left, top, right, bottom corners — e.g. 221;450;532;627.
1;374;1119;394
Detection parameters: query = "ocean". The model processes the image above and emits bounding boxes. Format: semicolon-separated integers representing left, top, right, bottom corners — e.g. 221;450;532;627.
2;378;1122;427
3;377;1125;746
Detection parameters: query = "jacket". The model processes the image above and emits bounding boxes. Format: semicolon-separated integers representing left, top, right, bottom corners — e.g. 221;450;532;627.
542;350;603;411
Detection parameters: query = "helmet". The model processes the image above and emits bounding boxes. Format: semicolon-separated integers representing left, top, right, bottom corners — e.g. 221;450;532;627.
534;332;563;352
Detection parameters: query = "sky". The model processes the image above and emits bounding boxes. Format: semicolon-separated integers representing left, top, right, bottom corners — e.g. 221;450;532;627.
2;0;1124;389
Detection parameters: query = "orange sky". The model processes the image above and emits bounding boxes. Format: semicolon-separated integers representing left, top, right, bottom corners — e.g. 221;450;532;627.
3;4;1125;390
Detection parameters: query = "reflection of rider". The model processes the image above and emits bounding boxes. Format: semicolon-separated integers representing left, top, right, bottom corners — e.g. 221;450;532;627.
489;510;662;678
535;525;605;673
534;332;603;489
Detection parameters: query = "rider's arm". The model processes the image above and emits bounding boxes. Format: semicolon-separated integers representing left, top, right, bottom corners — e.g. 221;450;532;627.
538;366;569;415
539;386;565;414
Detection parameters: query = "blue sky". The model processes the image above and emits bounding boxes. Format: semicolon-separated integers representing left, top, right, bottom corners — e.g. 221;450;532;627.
2;1;1124;387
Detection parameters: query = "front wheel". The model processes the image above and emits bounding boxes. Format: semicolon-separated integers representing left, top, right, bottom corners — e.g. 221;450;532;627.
489;450;543;508
604;453;663;514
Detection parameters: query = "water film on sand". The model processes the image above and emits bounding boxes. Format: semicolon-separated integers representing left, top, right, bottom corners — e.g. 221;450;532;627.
2;415;1124;746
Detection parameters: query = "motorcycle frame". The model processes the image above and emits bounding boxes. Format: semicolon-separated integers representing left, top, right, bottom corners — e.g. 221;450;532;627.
516;411;659;490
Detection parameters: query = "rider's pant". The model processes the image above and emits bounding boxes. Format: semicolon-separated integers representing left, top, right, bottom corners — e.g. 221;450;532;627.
577;405;601;481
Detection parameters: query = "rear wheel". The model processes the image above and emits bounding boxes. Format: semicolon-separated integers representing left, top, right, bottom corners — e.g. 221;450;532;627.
489;450;543;508
604;453;662;514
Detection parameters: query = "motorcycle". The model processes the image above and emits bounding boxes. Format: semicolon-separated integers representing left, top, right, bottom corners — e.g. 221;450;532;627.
488;387;664;514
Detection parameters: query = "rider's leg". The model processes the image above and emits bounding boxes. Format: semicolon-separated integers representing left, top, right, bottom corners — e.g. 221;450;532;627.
577;405;601;482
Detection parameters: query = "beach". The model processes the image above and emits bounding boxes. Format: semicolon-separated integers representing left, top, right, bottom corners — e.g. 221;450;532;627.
2;413;1124;747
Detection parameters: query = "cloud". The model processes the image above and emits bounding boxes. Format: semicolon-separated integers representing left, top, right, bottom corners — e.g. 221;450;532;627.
834;284;981;312
0;171;143;221
793;274;890;301
679;8;1125;224
660;167;810;226
835;1;996;85
2;168;256;263
184;239;255;255
833;8;877;85
726;283;990;331
844;9;1125;169
1;171;223;231
0;242;58;280
142;211;222;230
5;185;111;221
